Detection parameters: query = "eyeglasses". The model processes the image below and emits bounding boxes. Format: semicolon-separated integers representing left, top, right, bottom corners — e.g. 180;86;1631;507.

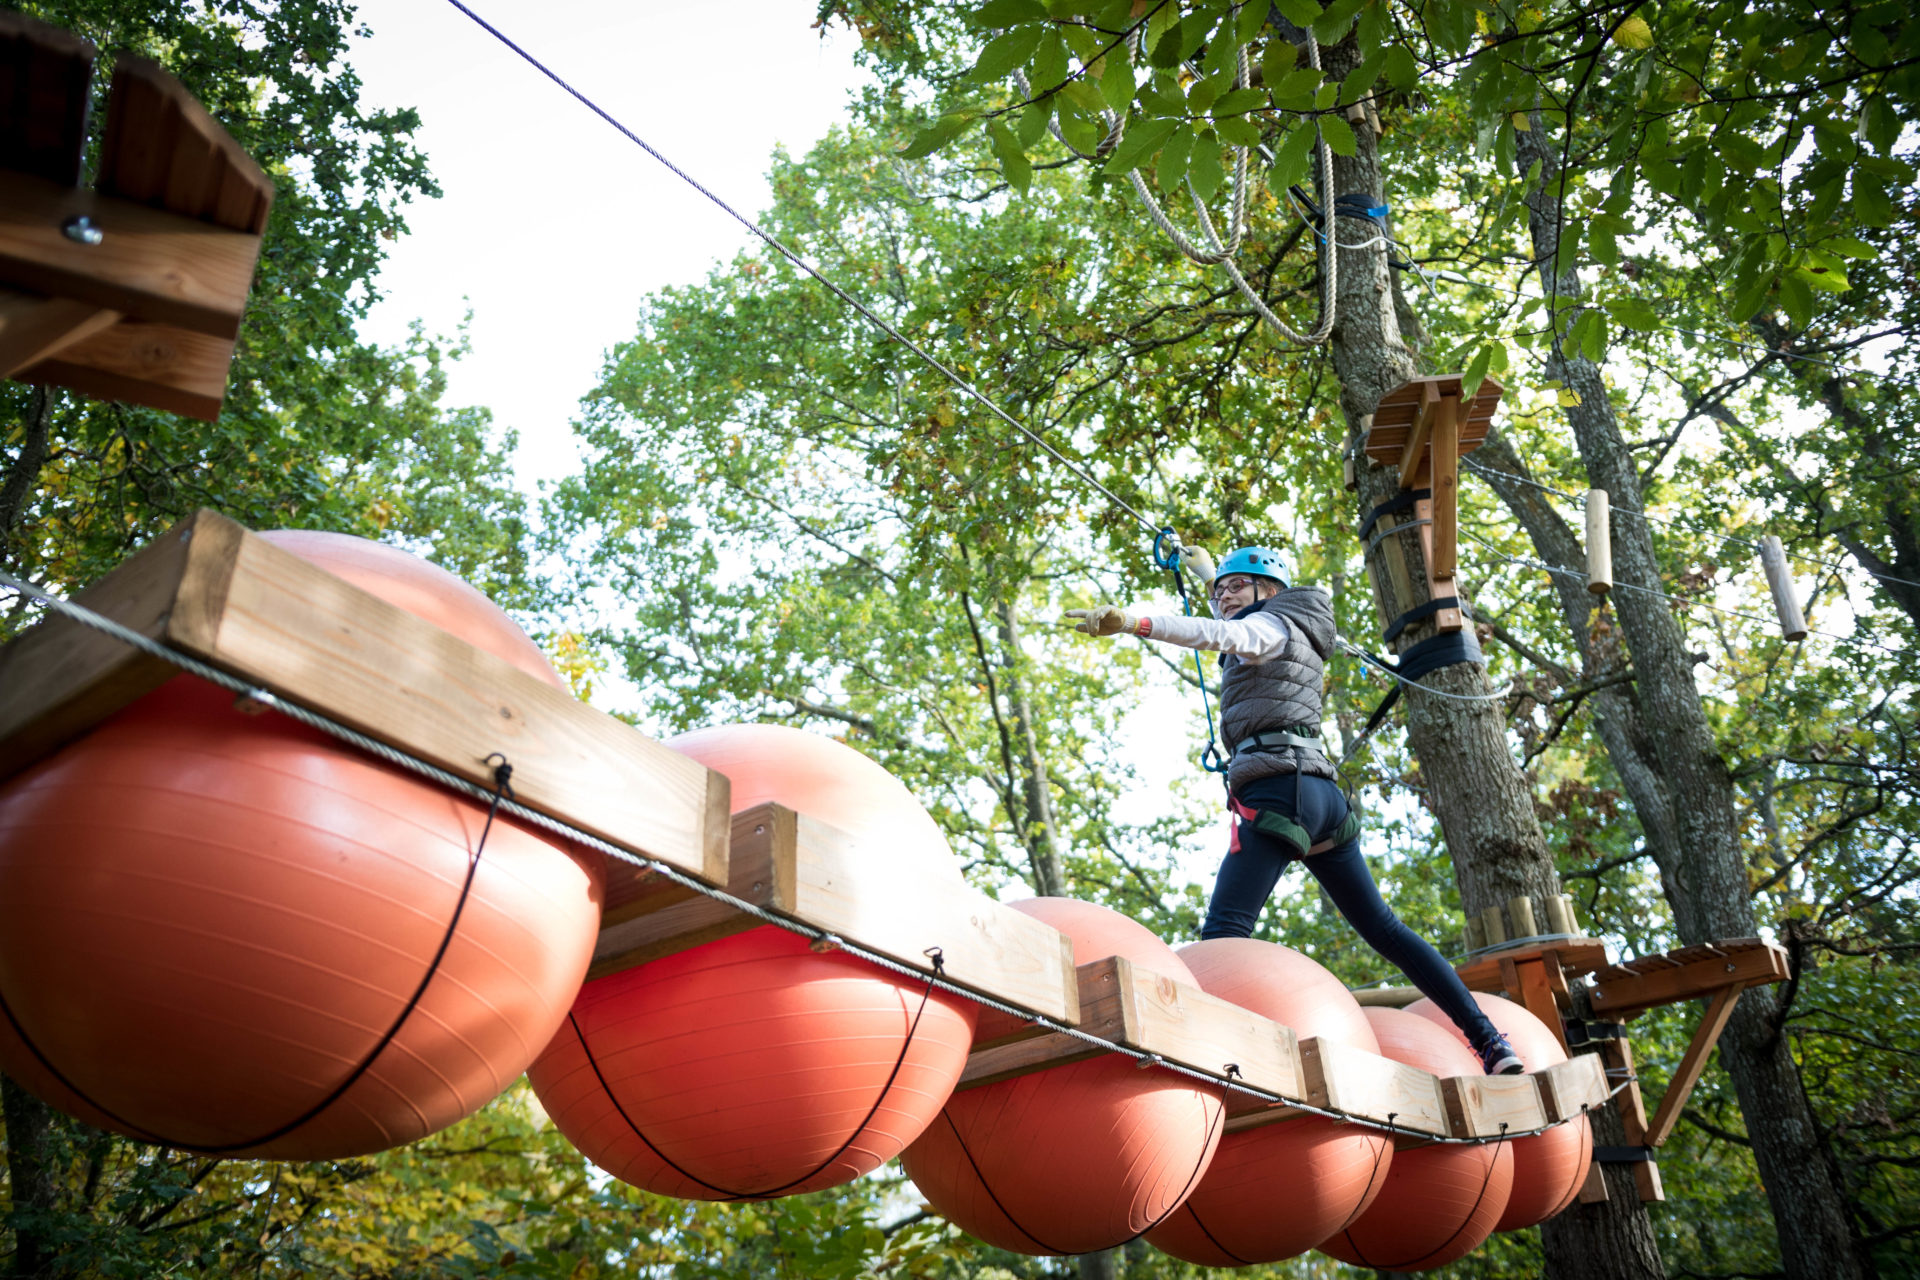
1209;574;1259;600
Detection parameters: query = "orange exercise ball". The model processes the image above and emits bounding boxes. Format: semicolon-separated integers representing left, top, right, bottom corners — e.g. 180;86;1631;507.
900;898;1224;1256
1320;1008;1514;1272
0;530;603;1159
1407;991;1592;1229
528;723;978;1200
1145;938;1393;1266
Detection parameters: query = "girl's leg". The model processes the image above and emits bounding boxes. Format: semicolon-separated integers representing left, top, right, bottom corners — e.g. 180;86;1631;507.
1301;840;1502;1050
1199;802;1296;940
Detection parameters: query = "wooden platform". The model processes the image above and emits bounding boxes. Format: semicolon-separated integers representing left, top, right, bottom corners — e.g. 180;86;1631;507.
0;512;1613;1148
2;14;272;418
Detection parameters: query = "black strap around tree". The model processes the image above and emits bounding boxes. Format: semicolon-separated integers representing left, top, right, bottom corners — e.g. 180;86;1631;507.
0;753;517;1154
1594;1145;1658;1163
1383;596;1465;645
1356;487;1431;545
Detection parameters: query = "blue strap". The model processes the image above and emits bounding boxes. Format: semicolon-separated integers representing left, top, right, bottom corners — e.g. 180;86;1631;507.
1155;528;1229;778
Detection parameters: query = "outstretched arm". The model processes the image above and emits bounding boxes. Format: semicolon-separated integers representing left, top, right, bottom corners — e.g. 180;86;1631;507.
1062;606;1291;661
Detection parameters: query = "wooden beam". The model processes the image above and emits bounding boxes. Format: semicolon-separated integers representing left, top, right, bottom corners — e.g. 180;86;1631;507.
1302;1036;1451;1138
1645;984;1742;1148
0;510;731;890
1396;380;1440;486
1455;937;1609;992
1429;392;1460;580
0;171;263;337
1600;1033;1664;1201
1589;945;1789;1018
1513;956;1572;1057
595;803;1081;1024
0;288;119;377
1442;1072;1547;1138
19;317;231;419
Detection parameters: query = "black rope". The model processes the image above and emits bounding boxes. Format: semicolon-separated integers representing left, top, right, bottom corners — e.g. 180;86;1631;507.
571;945;948;1201
939;1061;1226;1256
1336;1120;1511;1270
1332;1113;1396;1234
0;751;515;1154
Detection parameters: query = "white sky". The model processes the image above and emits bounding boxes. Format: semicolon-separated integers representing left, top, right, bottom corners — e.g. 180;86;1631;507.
348;0;868;485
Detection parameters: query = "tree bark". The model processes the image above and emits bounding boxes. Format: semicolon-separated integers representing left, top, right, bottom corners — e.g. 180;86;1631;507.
1515;117;1869;1280
1075;1248;1120;1280
1309;33;1665;1278
0;387;53;555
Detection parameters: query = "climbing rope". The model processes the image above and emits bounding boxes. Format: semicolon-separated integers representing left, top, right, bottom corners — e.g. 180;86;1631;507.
1153;530;1230;777
0;565;1620;1144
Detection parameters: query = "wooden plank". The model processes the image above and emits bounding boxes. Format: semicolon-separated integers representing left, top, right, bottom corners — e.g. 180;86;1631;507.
98;54;273;234
1514;957;1571;1057
0;12;95;186
1456;937;1610;992
1221;1101;1310;1134
1536;1053;1608;1125
960;963;1131;1089
18;318;231;419
595;801;1080;1023
588;807;794;978
1645;985;1742;1148
0;509;242;781
1601;1034;1664;1201
1442;1072;1548;1138
0;288;119;377
1106;955;1305;1101
1413;492;1462;633
1301;1036;1451;1137
0;511;732;890
1429;392;1460;581
959;1029;1112;1091
0;171;264;336
1590;944;1788;1018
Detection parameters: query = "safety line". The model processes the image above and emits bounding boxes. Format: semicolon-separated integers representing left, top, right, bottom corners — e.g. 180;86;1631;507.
440;0;1161;539
1338;638;1510;703
1458;456;1920;594
0;566;1615;1143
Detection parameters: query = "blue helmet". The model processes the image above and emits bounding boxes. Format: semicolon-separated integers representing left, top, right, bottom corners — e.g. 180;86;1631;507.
1214;545;1288;586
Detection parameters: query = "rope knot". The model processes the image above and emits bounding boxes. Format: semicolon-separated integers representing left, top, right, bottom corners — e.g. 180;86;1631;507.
484;752;515;799
922;945;946;975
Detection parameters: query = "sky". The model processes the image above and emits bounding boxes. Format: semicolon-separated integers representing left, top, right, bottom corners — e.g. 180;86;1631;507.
347;0;869;485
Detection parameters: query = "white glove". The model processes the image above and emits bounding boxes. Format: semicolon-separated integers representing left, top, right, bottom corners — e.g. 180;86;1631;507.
1182;545;1217;587
1062;605;1139;637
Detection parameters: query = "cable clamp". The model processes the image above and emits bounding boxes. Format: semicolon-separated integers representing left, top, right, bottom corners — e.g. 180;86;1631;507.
808;933;843;954
1134;1053;1165;1071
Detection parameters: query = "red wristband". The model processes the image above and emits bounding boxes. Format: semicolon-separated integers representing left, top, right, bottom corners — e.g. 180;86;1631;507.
1135;617;1152;638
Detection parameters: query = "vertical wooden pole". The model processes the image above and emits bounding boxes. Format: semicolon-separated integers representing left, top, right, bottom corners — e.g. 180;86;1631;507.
1465;914;1487;951
1480;904;1508;947
1759;535;1808;641
1507;894;1538;940
1430;394;1459;580
1585;489;1613;594
1545;893;1578;936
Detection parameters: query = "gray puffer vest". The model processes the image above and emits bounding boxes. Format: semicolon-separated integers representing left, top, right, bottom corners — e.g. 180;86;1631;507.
1218;586;1338;790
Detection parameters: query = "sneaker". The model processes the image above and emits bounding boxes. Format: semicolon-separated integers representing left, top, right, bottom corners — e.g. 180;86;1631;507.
1476;1032;1524;1076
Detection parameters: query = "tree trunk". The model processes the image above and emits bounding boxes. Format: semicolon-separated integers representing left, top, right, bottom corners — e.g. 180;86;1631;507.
0;387;53;554
1515;117;1869;1280
1310;33;1665;1278
1075;1248;1120;1280
3;1074;58;1280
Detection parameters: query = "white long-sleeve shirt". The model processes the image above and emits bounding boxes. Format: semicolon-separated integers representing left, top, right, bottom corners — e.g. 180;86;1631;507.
1133;610;1293;662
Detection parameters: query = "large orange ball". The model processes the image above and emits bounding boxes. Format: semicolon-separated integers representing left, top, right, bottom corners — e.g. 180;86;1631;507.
901;898;1223;1256
1319;1008;1514;1272
1145;939;1393;1265
1407;992;1592;1229
0;531;603;1159
529;724;977;1200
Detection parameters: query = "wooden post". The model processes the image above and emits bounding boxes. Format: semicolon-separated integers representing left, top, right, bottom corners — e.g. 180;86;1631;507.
1465;914;1487;951
1759;535;1808;641
1480;904;1508;947
1506;894;1538;940
1645;985;1742;1147
1429;393;1460;581
1545;893;1578;936
1585;489;1613;594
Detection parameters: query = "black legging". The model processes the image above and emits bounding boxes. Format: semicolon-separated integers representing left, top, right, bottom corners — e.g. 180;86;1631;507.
1200;772;1500;1051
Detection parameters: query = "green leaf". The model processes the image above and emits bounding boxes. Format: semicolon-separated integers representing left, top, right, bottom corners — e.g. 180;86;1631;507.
1605;296;1660;331
1791;264;1849;294
1188;139;1226;201
1858;96;1898;153
1216;115;1264;146
973;27;1045;82
970;0;1047;24
1016;101;1051;146
1157;126;1195;191
988;120;1033;193
1777;271;1814;328
1030;29;1069;92
1313;0;1366;44
1461;342;1494;398
1825;235;1875;261
1214;88;1269;117
1261;38;1298;88
1854;174;1894;227
1384;45;1419;90
1340;50;1386;107
1100;45;1137;113
1272;68;1325;103
1273;0;1324;27
1237;2;1269;44
1100;115;1179;176
899;113;974;159
1269;124;1317;192
1318;114;1357;157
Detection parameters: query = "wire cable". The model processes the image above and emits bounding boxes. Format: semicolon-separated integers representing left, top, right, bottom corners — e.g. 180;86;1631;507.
440;0;1162;538
0;564;1612;1143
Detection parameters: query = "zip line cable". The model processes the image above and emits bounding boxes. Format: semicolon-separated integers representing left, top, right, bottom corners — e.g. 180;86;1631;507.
0;565;1612;1144
439;0;1163;541
1458;456;1920;595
